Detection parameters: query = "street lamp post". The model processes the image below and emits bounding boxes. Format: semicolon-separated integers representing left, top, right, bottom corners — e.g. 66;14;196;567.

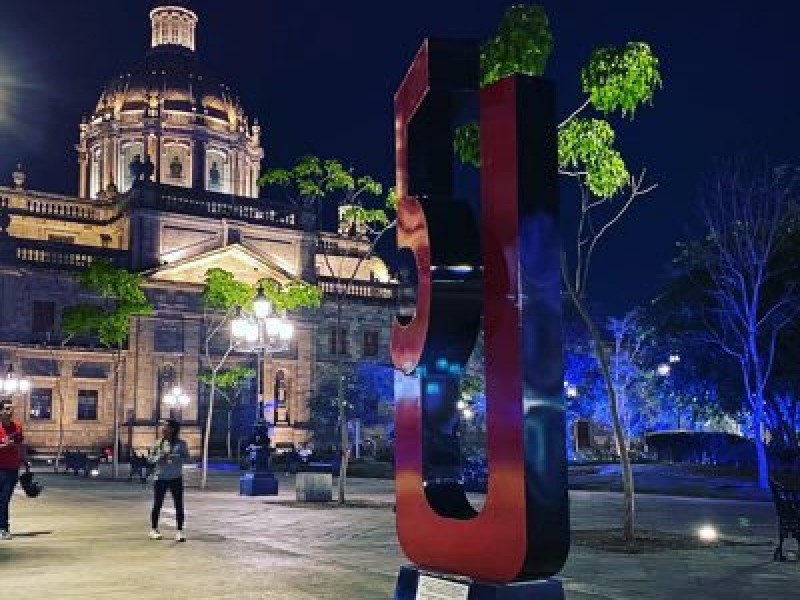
163;384;191;413
231;284;293;496
0;364;31;397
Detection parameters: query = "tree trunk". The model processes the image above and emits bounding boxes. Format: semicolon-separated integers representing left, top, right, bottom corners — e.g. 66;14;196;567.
568;282;636;543
112;352;120;479
754;395;770;490
55;384;65;473
335;292;349;504
226;409;233;460
201;375;217;489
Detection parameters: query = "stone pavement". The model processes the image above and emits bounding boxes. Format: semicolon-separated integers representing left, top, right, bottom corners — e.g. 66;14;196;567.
0;470;797;599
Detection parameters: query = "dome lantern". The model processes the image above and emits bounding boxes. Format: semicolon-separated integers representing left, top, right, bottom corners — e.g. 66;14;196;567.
150;4;198;52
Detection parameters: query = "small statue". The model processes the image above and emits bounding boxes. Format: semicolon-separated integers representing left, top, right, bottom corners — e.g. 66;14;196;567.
209;162;221;186
129;154;143;181
11;163;26;189
169;155;183;179
142;155;155;181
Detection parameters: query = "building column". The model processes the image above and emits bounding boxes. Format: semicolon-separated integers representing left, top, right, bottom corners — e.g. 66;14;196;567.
192;139;206;190
104;137;114;190
111;137;120;187
251;163;259;198
78;151;88;199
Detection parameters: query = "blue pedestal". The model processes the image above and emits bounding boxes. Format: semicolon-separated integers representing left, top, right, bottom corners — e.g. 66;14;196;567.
394;566;564;600
239;471;279;496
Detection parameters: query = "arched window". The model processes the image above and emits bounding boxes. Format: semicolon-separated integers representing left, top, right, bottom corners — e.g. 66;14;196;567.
274;370;289;424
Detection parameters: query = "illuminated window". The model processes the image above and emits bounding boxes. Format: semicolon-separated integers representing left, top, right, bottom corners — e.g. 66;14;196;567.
29;389;53;420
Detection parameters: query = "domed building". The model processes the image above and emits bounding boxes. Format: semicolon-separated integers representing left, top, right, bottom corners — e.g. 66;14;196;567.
0;2;395;464
78;3;263;199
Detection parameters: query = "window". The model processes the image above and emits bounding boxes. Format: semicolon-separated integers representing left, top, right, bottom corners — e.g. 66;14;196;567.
32;301;55;334
329;327;348;355
77;390;98;421
154;324;183;353
29;389;53;420
363;330;380;357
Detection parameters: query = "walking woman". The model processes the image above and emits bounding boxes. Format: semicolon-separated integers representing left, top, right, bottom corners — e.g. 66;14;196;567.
149;418;190;542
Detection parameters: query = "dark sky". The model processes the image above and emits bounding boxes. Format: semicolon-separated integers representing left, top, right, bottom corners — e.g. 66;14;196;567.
0;1;798;313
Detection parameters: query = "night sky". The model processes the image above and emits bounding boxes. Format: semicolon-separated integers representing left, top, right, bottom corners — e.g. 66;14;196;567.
0;1;797;313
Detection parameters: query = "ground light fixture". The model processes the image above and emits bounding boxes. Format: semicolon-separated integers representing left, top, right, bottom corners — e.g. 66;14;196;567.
696;524;719;543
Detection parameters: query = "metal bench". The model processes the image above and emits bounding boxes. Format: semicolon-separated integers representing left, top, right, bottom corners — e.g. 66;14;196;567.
63;450;100;477
127;453;153;483
770;478;800;561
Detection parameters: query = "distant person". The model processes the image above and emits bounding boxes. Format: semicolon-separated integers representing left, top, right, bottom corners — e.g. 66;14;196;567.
0;401;24;540
149;419;190;542
298;443;312;463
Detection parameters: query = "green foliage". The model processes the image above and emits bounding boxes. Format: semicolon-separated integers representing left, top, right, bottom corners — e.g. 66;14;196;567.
260;156;377;202
200;365;256;391
202;268;322;312
260;279;323;311
61;304;105;336
339;205;390;231
260;155;393;233
202;268;256;311
74;260;150;305
454;123;481;169
581;42;662;118
558;118;630;198
63;261;152;348
481;4;553;86
454;5;661;203
386;187;398;211
460;373;484;398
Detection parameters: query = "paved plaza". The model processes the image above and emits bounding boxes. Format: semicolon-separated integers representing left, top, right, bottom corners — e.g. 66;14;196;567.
0;469;796;599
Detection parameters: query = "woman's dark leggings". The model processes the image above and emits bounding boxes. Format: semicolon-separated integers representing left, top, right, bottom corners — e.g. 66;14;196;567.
151;477;184;530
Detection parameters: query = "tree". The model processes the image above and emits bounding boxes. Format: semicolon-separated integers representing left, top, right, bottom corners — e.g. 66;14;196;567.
607;310;663;446
200;267;321;489
455;4;662;543
62;261;153;478
199;365;256;459
260;156;395;503
678;160;800;488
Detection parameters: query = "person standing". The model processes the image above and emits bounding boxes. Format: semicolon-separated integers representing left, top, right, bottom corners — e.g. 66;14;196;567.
0;401;24;540
149;418;190;542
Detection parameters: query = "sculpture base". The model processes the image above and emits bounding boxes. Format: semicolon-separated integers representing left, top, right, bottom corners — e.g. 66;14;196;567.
394;566;564;600
239;471;279;496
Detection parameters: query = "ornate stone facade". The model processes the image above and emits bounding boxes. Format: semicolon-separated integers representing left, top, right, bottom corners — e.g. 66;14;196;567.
0;3;395;458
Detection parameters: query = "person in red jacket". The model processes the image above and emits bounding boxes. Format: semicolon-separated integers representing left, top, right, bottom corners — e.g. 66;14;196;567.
0;400;24;540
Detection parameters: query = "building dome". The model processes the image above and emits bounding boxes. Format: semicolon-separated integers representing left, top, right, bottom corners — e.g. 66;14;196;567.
95;47;246;127
77;3;263;200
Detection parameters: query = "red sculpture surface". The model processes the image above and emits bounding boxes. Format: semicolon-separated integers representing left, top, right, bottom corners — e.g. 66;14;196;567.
391;39;569;585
